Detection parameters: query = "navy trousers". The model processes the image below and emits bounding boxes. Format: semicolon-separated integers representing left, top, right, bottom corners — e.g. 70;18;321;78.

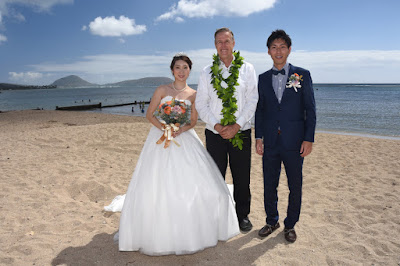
205;129;252;220
262;135;304;229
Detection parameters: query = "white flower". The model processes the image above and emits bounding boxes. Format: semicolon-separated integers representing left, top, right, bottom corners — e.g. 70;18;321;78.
221;80;228;88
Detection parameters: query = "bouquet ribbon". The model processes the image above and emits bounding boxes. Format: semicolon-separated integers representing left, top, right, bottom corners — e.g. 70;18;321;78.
156;121;181;148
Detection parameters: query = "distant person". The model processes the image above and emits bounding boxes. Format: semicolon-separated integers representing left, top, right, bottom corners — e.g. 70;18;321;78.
195;27;258;232
131;106;134;112
106;53;239;255
255;29;316;243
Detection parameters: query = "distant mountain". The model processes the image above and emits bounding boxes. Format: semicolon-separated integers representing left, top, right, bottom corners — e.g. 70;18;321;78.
0;83;26;90
51;75;97;87
0;83;56;90
107;77;173;87
0;76;174;90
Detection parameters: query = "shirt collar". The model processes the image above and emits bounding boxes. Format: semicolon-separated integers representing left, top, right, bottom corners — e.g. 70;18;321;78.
219;58;234;70
272;62;289;73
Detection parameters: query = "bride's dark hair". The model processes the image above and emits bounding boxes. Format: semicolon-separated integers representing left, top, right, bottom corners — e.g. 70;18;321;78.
170;53;192;70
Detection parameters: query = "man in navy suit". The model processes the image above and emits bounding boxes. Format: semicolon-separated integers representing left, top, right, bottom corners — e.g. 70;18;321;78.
255;29;316;243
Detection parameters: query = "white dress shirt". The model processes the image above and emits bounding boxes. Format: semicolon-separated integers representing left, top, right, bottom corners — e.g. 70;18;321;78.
196;59;258;134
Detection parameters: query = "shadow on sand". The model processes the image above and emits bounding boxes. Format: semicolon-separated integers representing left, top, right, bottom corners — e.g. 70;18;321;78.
52;229;289;266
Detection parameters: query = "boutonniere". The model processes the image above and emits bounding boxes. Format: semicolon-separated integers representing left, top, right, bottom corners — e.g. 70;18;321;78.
286;73;303;92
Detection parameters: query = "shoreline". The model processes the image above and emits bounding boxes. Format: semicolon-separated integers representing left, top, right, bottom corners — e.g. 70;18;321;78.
316;130;400;141
86;110;400;141
1;109;399;141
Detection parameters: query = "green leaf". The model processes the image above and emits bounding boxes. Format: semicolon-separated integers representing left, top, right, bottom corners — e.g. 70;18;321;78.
210;51;245;149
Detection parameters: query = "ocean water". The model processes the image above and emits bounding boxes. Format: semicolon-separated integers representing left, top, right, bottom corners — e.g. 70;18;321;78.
1;84;399;138
0;85;156;111
313;84;400;138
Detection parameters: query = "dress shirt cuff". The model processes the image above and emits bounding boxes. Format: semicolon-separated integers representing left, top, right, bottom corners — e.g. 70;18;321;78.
236;117;246;129
210;117;220;130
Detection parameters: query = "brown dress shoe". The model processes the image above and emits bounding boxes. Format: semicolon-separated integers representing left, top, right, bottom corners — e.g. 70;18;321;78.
284;228;297;243
258;222;280;237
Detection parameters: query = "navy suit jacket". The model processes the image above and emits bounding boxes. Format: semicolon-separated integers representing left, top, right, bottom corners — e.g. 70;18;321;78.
255;64;316;151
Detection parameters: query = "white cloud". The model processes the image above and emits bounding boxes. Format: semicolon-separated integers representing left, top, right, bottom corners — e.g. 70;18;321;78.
175;17;184;23
0;33;7;43
29;54;173;84
81;25;87;31
0;0;73;18
0;0;72;39
25;49;400;84
246;49;400;83
118;38;126;44
1;0;73;13
9;71;44;83
87;16;146;37
12;12;25;22
156;0;277;22
306;50;400;83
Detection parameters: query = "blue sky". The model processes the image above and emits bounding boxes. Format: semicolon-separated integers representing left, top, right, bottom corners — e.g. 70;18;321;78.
0;0;399;85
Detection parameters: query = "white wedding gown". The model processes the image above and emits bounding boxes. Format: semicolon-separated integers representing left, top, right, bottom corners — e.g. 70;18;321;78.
105;96;239;256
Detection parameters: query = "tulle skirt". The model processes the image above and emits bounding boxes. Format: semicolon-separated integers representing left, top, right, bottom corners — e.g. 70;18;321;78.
110;126;239;255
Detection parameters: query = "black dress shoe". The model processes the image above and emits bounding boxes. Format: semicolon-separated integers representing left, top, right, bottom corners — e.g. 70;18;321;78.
258;222;280;237
284;228;297;243
239;217;253;232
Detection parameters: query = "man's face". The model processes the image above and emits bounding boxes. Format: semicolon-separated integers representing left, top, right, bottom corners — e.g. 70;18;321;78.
268;38;291;69
215;31;235;62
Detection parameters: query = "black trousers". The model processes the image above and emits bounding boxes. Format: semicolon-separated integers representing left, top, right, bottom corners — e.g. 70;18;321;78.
205;129;252;220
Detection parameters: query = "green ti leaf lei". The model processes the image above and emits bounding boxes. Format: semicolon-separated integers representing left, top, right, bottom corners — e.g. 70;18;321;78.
210;50;245;150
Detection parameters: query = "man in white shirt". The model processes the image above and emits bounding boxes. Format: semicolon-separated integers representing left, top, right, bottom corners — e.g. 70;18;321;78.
195;27;258;232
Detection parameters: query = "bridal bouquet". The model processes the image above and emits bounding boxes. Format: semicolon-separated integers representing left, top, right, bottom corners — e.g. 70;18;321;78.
155;98;190;125
154;98;191;148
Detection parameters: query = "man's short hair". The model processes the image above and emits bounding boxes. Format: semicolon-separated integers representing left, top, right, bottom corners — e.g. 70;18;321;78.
267;29;292;48
214;27;234;42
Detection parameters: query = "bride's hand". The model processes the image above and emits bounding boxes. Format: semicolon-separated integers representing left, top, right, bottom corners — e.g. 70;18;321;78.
172;128;183;138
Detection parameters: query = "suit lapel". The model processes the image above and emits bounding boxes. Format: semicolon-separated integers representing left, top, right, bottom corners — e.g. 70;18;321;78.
287;63;295;79
281;64;295;103
266;70;280;105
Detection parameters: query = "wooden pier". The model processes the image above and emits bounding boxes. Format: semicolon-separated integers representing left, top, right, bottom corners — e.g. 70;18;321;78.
55;101;150;111
56;103;102;111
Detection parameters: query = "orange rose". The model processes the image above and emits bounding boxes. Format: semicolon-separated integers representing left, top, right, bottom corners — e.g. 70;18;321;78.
164;106;171;115
294;73;299;77
180;106;186;114
166;101;172;105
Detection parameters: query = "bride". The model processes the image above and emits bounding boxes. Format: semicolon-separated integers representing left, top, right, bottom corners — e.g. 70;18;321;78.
107;53;239;256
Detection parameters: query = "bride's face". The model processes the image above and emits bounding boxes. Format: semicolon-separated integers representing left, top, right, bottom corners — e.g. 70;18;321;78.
172;60;190;82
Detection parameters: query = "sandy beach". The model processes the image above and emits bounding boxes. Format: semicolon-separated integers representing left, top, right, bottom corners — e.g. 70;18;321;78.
0;110;399;266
